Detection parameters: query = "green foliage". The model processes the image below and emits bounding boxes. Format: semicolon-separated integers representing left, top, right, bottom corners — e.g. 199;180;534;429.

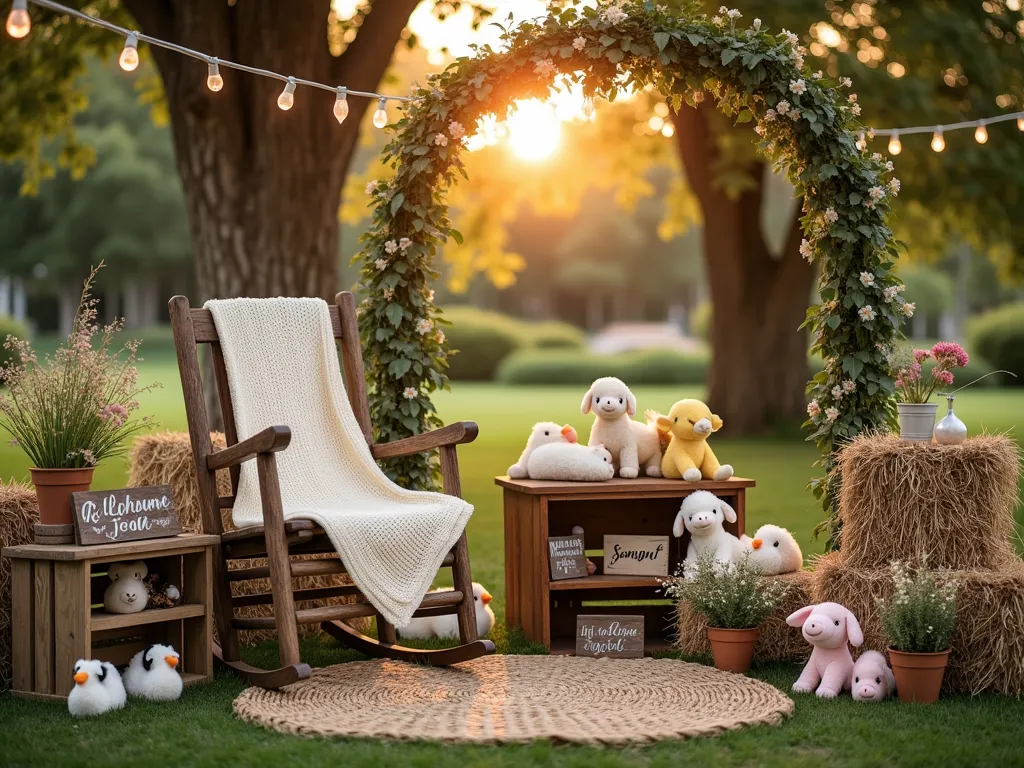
968;303;1024;386
664;550;791;630
525;320;586;349
496;347;708;386
441;306;523;381
898;266;953;320
877;560;957;654
689;301;711;342
0;315;29;373
357;1;902;492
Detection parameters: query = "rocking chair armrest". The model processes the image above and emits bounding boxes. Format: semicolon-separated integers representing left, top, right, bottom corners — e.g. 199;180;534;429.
370;421;479;460
207;426;292;471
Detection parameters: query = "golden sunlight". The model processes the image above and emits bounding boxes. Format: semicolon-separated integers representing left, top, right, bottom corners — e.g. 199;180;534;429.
506;99;562;161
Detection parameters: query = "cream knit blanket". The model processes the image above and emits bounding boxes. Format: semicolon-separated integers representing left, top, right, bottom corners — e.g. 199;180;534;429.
205;298;474;628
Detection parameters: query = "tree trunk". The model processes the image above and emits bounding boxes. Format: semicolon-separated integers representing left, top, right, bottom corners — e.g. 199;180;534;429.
674;104;814;434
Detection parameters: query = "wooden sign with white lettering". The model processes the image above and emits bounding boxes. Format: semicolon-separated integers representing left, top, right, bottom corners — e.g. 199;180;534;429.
602;535;670;576
575;615;644;658
548;535;588;581
72;485;182;546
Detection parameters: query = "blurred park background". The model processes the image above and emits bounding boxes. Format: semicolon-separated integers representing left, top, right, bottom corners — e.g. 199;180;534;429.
2;0;1023;562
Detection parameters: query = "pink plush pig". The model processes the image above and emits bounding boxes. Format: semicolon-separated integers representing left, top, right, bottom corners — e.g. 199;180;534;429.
851;650;896;702
786;602;864;699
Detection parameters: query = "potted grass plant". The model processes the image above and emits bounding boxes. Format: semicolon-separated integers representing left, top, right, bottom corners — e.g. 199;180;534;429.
893;342;969;441
0;265;157;529
665;551;789;674
877;559;957;703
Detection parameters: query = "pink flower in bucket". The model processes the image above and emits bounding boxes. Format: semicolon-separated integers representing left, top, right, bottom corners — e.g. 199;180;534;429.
893;341;968;404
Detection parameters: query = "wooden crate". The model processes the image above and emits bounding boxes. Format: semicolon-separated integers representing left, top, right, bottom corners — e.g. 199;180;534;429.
2;534;218;701
496;476;754;654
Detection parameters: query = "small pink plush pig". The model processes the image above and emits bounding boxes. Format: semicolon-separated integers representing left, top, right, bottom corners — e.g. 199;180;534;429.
851;650;896;702
787;602;863;698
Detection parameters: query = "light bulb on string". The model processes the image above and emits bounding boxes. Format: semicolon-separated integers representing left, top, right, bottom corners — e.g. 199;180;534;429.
888;131;902;156
372;97;388;129
277;77;296;111
855;131;867;151
974;121;988;144
930;128;945;152
1018;117;1024;132
333;87;349;124
119;32;140;71
6;0;29;38
207;58;223;92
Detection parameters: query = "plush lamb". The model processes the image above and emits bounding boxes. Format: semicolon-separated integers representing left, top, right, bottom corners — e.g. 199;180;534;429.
103;561;149;615
123;644;183;701
672;490;744;570
527;442;614;482
581;377;662;478
400;582;495;640
742;524;803;575
508;422;577;479
787;602;864;698
851;650;896;702
68;659;126;717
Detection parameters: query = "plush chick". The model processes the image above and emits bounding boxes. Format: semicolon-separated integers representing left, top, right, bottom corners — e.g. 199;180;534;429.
123;644;183;701
68;659;125;717
745;524;803;575
400;582;495;640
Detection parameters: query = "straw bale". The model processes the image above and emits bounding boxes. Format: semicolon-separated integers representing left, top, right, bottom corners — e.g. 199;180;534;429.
0;481;38;687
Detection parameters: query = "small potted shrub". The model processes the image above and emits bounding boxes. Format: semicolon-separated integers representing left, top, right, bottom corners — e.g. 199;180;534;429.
876;560;957;703
0;265;157;528
893;342;969;441
665;551;789;674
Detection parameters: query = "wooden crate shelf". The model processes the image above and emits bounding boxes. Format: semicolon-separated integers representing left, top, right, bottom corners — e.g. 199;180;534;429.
90;602;207;631
498;475;754;653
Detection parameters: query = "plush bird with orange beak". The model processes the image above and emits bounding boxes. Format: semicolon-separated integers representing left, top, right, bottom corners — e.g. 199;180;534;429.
741;524;803;575
507;422;578;479
399;582;495;640
123;644;183;701
67;659;126;717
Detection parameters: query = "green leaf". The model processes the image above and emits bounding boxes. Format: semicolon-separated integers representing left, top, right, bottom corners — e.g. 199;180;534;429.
686;33;705;46
390;193;405;214
721;49;738;65
384;303;404;327
388;358;412;377
736;109;753;124
599;34;616;47
654;32;671;51
449;228;464;245
606;48;625;64
849;192;862;205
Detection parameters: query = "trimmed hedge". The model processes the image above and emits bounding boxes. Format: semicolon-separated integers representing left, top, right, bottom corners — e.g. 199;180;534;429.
969;303;1024;386
496;348;709;385
0;315;28;372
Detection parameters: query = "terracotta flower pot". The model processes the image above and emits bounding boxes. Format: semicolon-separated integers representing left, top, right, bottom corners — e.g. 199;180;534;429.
706;627;759;674
29;467;95;526
889;648;950;704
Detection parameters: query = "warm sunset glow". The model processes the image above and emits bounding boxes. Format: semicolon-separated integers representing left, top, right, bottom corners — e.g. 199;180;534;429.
506;99;562;161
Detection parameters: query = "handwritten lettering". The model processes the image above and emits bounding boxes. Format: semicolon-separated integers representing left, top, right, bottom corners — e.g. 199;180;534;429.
608;543;664;567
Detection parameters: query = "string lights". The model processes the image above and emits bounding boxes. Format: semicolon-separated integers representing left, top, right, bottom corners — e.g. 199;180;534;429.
5;0;409;129
870;111;1024;153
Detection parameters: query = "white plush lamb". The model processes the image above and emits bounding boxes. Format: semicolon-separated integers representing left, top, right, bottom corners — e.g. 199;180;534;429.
103;561;149;615
851;650;896;702
508;422;577;479
123;644;183;701
68;659;126;717
527;442;614;482
582;377;662;478
742;524;803;575
400;582;495;640
672;490;744;570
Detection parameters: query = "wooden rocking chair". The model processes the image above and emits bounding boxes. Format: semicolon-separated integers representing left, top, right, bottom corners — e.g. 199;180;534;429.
168;292;495;690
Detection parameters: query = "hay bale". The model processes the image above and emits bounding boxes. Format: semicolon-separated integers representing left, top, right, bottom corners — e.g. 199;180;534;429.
810;552;1024;695
836;434;1020;569
0;481;38;687
674;570;813;662
129;432;364;645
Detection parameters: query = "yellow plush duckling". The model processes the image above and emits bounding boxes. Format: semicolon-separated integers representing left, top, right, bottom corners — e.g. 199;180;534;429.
655;399;734;481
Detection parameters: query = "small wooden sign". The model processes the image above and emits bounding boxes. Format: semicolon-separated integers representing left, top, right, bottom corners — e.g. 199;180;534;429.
72;485;182;546
548;535;588;581
602;535;670;576
575;615;645;658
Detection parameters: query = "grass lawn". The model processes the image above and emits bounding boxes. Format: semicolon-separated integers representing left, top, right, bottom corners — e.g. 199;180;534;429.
2;355;1024;767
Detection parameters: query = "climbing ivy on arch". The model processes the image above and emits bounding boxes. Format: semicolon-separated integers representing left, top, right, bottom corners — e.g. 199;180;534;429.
356;0;906;543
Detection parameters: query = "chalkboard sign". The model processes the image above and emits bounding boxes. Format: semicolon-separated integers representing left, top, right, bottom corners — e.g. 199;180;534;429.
575;615;644;658
548;535;588;581
72;485;182;546
602;535;670;576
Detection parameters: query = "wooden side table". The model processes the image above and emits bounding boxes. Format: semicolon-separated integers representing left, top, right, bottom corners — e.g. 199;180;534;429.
2;533;218;700
496;476;755;653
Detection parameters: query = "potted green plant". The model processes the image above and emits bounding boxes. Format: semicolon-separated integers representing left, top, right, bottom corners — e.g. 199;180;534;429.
0;265;157;529
876;559;957;703
665;551;789;674
893;342;969;441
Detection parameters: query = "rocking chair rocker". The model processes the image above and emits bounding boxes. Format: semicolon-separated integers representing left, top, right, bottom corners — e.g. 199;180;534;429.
169;292;494;690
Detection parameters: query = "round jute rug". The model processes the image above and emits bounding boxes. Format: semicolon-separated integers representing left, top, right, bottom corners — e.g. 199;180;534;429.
233;655;794;744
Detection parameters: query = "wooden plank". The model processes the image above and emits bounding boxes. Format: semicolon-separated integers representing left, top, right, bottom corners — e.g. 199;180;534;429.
182;549;212;679
72;485;183;546
90;603;206;631
335;292;372;444
209;340;241;494
503;490;521;631
495;475;755;495
93;639;148;669
33;560;54;695
53;561;88;697
3;534;219;561
371;422;479;460
441;444;478;644
549;574;663;591
537;496;550;648
575;615;645;658
227;556;347;582
10;559;33;693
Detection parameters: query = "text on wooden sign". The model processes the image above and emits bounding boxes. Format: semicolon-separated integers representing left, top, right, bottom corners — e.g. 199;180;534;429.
548;535;589;581
72;485;183;546
575;615;645;658
602;535;670;576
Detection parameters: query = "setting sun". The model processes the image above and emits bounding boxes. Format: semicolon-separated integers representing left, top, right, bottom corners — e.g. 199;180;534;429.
506;99;562;161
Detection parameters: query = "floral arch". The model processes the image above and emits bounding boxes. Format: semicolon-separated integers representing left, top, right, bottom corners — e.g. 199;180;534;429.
357;1;905;540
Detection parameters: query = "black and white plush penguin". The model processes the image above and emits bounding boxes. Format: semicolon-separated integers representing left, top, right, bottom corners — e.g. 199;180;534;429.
68;659;126;717
123;644;183;701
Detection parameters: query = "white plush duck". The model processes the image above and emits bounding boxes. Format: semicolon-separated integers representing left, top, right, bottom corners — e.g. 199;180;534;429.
742;524;803;575
400;582;495;640
123;644;183;701
68;659;126;717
